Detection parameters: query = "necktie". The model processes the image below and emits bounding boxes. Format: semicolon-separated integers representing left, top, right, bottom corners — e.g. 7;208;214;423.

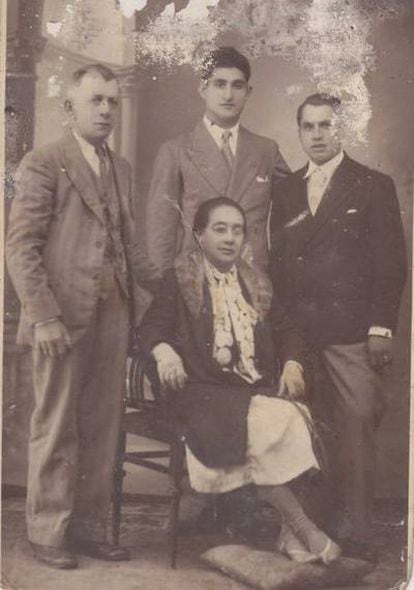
95;144;109;185
221;130;235;170
307;167;327;215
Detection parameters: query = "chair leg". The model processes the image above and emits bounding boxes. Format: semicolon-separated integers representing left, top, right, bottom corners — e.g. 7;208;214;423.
112;430;127;546
168;439;185;568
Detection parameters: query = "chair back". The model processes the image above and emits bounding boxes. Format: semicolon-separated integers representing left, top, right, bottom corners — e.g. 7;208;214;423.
126;337;164;411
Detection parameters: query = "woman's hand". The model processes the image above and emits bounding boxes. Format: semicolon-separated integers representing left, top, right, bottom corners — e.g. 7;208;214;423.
280;361;305;400
152;342;188;391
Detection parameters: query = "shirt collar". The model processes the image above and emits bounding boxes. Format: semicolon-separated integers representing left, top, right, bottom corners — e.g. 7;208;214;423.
203;115;240;146
304;150;345;180
72;130;108;158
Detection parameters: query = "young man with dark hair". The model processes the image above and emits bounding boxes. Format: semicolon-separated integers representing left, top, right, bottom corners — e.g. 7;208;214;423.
269;92;407;560
6;63;153;569
146;45;289;274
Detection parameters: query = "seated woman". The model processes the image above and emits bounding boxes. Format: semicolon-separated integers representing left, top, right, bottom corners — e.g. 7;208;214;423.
139;197;341;565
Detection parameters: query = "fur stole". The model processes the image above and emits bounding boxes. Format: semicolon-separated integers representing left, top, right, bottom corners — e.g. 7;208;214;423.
174;248;273;321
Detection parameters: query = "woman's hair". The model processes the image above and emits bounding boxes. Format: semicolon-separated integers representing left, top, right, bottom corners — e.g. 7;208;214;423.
192;197;247;235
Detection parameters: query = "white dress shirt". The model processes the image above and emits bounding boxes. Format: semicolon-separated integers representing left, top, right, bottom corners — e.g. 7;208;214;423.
72;130;102;177
304;150;344;215
203;115;239;156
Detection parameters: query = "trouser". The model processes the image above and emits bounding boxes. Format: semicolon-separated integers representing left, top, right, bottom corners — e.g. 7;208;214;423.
26;282;129;547
311;342;385;542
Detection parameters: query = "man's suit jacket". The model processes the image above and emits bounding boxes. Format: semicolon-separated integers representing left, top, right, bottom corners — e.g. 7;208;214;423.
146;121;289;272
6;132;152;346
269;154;407;348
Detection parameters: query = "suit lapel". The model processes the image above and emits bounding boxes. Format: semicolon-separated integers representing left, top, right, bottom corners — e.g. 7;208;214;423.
59;133;105;224
298;155;362;251
229;127;262;203
187;122;231;196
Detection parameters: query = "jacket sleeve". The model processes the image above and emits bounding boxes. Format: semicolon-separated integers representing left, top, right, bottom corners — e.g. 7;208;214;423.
138;271;180;355
367;173;407;331
271;141;290;184
270;294;307;367
114;157;159;327
6;150;62;325
146;140;183;275
268;177;290;300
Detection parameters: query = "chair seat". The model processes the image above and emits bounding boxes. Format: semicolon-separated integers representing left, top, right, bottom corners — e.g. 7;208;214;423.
122;408;171;444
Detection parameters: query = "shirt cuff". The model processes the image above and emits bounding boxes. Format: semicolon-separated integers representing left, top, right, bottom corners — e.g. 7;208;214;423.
368;326;392;338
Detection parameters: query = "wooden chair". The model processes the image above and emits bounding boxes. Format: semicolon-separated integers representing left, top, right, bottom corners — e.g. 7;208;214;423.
112;338;186;568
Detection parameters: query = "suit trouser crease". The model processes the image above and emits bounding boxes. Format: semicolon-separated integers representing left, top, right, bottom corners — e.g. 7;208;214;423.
26;279;129;547
319;342;385;541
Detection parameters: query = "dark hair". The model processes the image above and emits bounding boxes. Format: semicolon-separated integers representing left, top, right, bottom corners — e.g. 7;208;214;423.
199;46;251;83
296;93;341;126
193;197;247;235
70;63;117;86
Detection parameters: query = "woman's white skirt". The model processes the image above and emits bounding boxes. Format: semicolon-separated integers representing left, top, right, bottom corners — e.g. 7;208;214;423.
185;395;319;493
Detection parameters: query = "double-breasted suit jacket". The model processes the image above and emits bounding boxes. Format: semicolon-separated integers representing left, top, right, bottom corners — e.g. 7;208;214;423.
6;132;152;345
270;154;407;349
146;121;289;272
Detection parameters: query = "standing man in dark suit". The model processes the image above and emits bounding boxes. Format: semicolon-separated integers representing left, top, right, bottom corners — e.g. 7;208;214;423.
269;93;406;558
6;63;153;569
146;46;289;273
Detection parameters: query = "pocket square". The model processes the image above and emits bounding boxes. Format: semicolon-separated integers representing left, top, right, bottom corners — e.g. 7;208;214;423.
346;208;358;214
256;175;270;183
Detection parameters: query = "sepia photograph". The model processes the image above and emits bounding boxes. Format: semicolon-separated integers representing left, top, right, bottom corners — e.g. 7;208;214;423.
2;1;413;589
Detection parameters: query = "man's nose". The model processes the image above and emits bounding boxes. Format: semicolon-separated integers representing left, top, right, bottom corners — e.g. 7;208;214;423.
224;230;235;242
311;125;322;139
98;100;111;116
222;85;233;101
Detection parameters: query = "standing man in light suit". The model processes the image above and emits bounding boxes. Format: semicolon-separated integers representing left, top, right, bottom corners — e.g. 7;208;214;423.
6;63;153;569
146;45;290;273
146;46;290;535
269;93;407;560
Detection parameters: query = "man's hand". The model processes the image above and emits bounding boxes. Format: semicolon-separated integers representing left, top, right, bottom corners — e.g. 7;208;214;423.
368;335;393;370
280;361;305;400
34;319;72;358
152;342;188;391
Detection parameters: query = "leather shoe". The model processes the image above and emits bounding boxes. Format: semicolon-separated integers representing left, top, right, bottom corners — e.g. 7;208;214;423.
30;542;78;569
70;537;130;561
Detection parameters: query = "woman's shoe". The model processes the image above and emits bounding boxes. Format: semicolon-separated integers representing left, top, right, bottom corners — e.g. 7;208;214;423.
303;528;342;565
289;520;342;566
316;537;342;565
276;523;318;564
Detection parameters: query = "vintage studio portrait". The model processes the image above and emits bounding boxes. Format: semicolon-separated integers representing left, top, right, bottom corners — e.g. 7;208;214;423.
3;1;413;589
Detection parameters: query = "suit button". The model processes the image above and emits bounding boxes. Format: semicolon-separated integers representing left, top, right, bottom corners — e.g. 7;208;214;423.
297;256;304;262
